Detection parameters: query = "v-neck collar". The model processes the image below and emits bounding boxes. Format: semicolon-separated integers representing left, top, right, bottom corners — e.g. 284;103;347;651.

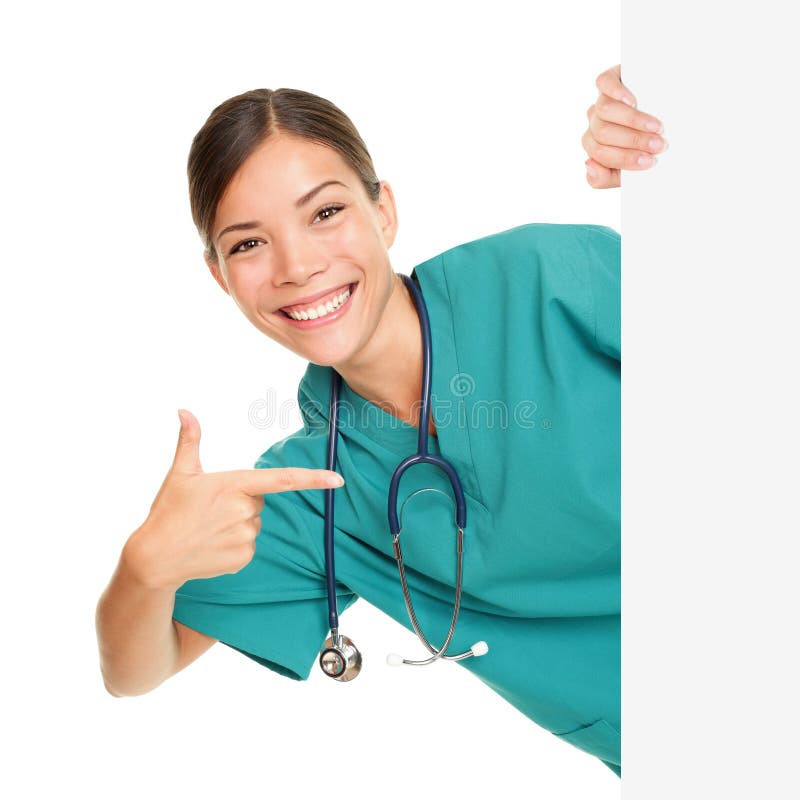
297;255;485;507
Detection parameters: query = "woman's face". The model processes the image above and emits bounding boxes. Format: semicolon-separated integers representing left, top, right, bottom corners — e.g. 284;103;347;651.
207;131;398;368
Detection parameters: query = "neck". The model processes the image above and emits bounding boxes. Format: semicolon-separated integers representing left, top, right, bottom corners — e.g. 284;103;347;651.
334;272;436;437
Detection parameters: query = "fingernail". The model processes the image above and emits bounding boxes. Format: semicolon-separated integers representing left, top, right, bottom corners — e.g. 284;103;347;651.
327;473;345;487
648;137;667;153
621;95;637;108
646;119;664;133
637;154;655;167
586;165;599;179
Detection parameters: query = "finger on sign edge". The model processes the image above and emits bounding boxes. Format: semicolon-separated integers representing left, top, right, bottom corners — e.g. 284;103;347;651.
596;64;637;108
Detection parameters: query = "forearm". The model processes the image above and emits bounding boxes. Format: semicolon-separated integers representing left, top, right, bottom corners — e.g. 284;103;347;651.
95;537;181;698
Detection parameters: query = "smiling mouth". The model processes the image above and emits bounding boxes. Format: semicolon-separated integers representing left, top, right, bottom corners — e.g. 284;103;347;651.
277;282;356;320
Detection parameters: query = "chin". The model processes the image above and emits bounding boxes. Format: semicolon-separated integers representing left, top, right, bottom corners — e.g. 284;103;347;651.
290;339;350;369
308;350;352;370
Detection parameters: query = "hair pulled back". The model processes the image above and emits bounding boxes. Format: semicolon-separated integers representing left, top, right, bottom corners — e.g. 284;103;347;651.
187;88;382;264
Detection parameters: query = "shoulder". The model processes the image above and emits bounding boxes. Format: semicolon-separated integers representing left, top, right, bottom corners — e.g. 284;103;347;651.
416;223;618;307
419;223;618;293
438;222;618;263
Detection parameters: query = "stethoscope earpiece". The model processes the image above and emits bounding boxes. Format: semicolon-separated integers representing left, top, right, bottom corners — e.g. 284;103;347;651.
471;641;489;657
386;641;489;667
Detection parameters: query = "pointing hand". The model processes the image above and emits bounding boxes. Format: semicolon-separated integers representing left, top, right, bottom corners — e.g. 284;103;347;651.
123;409;344;591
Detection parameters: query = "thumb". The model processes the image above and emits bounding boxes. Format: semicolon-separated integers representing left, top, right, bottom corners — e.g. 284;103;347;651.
173;408;203;474
585;159;620;190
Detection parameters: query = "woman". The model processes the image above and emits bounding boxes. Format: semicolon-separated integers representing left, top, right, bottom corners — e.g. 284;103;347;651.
95;65;664;779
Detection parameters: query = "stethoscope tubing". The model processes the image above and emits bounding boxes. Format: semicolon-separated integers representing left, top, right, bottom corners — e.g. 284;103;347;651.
387;274;467;536
323;272;477;667
392;524;465;664
324;368;343;633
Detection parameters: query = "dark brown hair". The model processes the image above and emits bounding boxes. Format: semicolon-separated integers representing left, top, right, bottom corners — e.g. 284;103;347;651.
187;88;382;264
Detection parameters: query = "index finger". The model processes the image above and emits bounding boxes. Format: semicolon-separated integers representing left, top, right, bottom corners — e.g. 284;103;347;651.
227;467;345;496
593;95;665;135
596;64;637;109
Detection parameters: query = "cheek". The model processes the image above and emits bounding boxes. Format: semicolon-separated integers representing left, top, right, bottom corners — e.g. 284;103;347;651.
222;252;267;289
335;209;385;256
224;273;249;301
347;231;391;290
329;222;366;259
223;271;264;319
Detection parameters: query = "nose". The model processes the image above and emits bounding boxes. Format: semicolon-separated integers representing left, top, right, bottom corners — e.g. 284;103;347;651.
271;228;327;287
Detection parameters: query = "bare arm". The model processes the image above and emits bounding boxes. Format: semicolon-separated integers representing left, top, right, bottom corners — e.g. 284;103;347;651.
95;536;216;698
173;618;218;673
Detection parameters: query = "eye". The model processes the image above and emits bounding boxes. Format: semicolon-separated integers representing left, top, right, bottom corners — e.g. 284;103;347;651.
313;204;345;223
230;238;263;255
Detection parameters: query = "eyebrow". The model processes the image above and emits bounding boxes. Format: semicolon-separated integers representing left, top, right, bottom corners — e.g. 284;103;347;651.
295;179;348;209
215;179;349;245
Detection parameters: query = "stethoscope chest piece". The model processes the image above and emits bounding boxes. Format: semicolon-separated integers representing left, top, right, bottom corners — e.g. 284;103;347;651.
319;633;362;681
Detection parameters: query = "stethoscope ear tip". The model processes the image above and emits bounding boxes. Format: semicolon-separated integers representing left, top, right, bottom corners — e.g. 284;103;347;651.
386;653;404;666
471;641;489;657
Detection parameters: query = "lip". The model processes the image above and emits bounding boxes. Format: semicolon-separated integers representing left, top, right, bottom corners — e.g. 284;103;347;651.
276;282;358;330
277;282;353;313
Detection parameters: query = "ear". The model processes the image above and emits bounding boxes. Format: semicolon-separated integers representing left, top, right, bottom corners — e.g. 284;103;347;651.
375;180;399;249
205;253;230;296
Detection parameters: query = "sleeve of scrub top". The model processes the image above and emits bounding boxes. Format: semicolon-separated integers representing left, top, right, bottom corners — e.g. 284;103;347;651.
580;225;621;362
171;469;358;681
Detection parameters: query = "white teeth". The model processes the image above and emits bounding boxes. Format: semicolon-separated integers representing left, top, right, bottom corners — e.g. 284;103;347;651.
285;286;351;321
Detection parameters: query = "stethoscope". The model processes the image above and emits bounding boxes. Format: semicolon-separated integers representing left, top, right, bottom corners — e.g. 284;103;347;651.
318;273;489;681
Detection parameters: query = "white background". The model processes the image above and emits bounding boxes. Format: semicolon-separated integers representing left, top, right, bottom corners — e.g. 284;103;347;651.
0;2;622;798
6;0;797;797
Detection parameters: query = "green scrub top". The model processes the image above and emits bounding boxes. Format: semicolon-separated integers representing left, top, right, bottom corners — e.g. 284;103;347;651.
172;222;621;775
